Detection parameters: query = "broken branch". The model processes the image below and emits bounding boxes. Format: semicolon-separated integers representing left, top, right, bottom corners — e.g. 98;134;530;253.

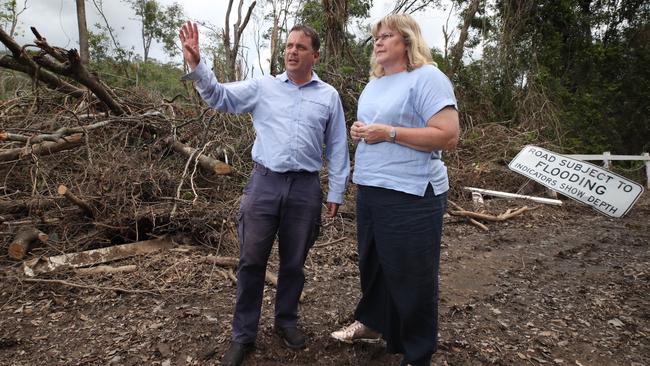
449;206;538;222
58;184;95;218
448;200;489;231
75;264;137;275
0;133;84;162
19;277;158;295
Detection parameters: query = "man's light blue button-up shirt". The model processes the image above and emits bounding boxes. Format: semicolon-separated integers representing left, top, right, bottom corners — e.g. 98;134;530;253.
182;61;350;204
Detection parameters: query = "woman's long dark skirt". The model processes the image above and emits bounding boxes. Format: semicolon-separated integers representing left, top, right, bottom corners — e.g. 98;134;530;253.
354;184;447;366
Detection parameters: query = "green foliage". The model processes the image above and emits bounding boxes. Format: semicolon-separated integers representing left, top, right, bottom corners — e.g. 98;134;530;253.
0;0;15;24
453;0;649;154
0;0;26;38
0;68;30;100
88;28;112;61
295;0;373;44
90;59;187;99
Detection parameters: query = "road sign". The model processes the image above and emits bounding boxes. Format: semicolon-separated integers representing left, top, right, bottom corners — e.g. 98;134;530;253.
508;145;644;217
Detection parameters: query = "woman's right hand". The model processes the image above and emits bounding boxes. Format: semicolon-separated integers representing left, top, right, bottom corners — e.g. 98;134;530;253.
179;21;200;71
350;121;366;143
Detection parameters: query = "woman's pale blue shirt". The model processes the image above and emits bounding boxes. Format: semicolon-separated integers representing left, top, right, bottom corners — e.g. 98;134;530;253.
353;64;457;196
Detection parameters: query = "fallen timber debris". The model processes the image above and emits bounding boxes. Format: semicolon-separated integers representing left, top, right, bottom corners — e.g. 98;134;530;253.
8;226;49;260
449;205;538;222
0;133;85;162
58;184;95;218
448;200;489;231
165;137;232;175
75;264;137;275
23;237;174;277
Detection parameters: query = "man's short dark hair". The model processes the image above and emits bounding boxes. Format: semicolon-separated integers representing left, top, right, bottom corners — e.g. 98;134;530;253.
289;25;320;51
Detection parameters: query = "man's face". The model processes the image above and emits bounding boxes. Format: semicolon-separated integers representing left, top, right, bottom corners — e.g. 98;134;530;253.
284;30;319;79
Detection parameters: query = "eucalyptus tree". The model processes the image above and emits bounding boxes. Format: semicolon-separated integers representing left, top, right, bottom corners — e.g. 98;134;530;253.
126;0;184;62
0;0;27;39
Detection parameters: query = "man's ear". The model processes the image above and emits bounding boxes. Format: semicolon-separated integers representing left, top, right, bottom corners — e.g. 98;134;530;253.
313;49;320;64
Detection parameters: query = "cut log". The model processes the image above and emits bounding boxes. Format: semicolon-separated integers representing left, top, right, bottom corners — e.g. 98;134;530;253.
58;184;94;218
23;236;174;277
165;138;232;175
8;227;49;260
0;133;84;162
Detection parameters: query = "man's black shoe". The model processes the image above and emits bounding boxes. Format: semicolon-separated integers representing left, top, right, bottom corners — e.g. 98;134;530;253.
275;326;307;349
221;341;254;366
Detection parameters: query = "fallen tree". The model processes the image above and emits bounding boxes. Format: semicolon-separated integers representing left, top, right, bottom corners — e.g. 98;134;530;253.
0;27;124;114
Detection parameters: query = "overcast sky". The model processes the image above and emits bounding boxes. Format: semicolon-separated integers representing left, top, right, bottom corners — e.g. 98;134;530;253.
12;0;458;76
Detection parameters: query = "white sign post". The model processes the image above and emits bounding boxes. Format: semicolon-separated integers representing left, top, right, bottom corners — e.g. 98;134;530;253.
508;145;644;218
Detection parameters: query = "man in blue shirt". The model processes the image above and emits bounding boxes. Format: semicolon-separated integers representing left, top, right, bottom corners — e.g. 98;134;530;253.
179;21;350;366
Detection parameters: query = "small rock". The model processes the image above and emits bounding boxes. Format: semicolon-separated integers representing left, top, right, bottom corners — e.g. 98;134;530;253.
608;318;624;328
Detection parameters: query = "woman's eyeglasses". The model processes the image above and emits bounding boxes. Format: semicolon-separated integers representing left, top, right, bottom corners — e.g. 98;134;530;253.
373;32;395;43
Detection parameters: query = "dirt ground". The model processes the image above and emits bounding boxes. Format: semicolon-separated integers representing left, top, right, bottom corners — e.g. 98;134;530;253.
1;192;648;366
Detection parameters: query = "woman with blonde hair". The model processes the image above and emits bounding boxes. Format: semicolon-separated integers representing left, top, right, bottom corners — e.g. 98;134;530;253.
331;13;459;366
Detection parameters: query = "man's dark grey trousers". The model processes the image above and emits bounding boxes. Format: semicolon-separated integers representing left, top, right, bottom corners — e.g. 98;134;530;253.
232;163;322;344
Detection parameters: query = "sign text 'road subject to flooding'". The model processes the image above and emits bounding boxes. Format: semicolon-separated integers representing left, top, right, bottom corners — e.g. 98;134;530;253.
509;145;644;218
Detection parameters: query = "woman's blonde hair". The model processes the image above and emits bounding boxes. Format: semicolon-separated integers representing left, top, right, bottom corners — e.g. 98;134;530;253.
370;13;436;78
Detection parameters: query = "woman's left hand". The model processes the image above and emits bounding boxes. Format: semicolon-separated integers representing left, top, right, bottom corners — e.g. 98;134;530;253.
358;123;391;144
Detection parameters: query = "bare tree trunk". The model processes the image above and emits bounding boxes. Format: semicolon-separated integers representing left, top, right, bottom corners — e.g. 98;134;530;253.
322;0;347;65
76;0;90;65
223;0;257;81
448;0;481;78
269;5;281;75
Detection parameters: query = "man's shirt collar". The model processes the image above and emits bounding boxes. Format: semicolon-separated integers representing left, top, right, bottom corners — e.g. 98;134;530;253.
277;71;321;86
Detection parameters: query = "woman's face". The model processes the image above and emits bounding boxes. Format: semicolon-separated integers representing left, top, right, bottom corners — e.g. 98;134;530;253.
373;24;408;72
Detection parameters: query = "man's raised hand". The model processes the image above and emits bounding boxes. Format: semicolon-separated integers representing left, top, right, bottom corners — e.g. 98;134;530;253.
179;21;200;70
